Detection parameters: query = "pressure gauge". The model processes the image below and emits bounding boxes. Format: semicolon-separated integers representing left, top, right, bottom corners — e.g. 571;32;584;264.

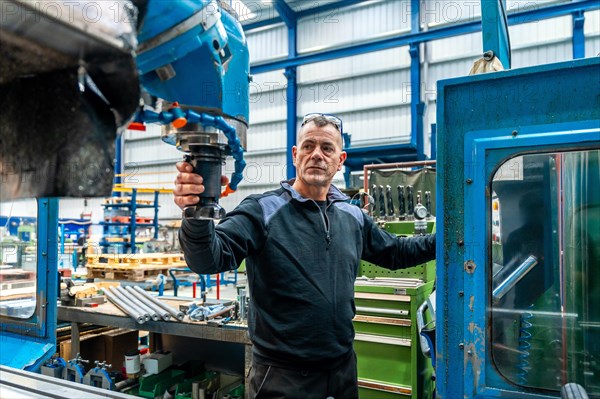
414;204;428;220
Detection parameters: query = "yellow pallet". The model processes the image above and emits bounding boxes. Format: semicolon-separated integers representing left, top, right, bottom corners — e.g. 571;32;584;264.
87;253;185;266
86;263;187;281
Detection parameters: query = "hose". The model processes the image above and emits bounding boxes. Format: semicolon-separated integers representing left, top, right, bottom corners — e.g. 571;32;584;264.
516;304;534;384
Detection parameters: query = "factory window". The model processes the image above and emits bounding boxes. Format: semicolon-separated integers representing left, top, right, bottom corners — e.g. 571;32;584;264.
489;149;599;395
0;200;37;319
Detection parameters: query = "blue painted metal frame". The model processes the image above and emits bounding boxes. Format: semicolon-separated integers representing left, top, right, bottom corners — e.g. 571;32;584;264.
436;57;600;399
430;124;437;161
272;0;296;28
243;0;364;31
271;0;299;179
572;10;585;59
249;0;598;168
285;66;298;179
249;1;598;74
410;0;426;161
113;133;124;197
0;198;58;371
481;0;511;69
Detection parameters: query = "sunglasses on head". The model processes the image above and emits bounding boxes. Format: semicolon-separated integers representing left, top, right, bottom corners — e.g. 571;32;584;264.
301;113;343;134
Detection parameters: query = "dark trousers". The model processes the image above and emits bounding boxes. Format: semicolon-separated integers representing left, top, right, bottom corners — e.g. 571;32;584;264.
247;351;358;399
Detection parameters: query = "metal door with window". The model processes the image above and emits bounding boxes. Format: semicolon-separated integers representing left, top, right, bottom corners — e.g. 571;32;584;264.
0;198;59;370
436;57;600;398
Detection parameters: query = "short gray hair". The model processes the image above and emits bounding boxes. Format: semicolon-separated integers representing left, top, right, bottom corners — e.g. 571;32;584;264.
297;116;343;148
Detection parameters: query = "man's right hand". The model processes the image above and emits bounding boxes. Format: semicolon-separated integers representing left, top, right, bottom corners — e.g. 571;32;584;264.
173;161;204;210
173;162;230;210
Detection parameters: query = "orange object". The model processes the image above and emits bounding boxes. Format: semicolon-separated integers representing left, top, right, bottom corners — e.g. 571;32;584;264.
128;122;146;131
220;185;235;198
172;117;187;128
169;102;187;128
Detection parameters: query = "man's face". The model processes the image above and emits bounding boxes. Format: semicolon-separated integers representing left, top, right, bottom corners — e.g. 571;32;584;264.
292;121;347;188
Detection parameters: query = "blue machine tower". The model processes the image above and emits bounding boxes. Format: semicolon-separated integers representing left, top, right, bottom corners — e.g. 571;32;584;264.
436;56;600;399
135;0;250;220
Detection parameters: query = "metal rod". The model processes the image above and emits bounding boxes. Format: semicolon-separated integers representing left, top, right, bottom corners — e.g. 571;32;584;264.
116;285;157;321
133;286;185;320
206;305;235;320
492;255;539;301
125;286;169;321
109;286;150;322
112;286;151;322
123;286;162;321
104;287;144;324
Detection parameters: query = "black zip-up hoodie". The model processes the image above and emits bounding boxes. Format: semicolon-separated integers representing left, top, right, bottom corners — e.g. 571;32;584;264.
179;180;435;369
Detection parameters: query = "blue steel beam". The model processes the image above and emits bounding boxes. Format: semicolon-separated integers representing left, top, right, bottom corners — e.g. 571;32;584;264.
573;10;585;59
272;0;299;179
344;144;421;170
430;124;437;161
272;0;296;28
243;0;365;31
481;0;511;69
113;133;123;197
250;0;599;74
409;0;426;161
285;66;297;179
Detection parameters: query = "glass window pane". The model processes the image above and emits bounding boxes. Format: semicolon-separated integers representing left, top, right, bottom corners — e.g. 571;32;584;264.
490;149;600;395
0;200;37;319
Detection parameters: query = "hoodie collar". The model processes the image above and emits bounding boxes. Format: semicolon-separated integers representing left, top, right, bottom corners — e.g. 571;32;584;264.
280;179;349;203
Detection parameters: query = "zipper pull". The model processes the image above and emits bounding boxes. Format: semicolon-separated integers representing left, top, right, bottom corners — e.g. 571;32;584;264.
326;234;331;249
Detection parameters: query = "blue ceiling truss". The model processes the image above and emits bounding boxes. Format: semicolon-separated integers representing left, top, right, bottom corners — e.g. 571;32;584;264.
245;0;599;178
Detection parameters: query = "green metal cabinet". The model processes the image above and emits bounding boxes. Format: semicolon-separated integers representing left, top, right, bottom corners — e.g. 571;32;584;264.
354;220;435;399
354;280;434;399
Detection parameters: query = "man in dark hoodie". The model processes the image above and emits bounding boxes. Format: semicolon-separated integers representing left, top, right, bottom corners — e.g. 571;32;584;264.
174;113;436;399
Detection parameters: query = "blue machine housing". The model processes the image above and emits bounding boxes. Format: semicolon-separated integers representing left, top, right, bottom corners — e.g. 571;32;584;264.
136;0;249;124
436;57;600;398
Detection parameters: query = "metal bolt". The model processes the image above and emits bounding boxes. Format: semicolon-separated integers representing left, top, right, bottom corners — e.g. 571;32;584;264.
459;343;464;349
512;130;518;137
467;350;473;356
457;240;464;246
458;291;464;297
466;178;473;184
42;252;47;257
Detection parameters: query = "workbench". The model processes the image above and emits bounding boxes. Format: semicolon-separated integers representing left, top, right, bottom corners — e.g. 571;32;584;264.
57;298;251;396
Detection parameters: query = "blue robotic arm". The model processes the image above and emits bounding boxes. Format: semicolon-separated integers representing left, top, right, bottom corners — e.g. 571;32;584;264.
134;0;250;219
0;0;249;219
